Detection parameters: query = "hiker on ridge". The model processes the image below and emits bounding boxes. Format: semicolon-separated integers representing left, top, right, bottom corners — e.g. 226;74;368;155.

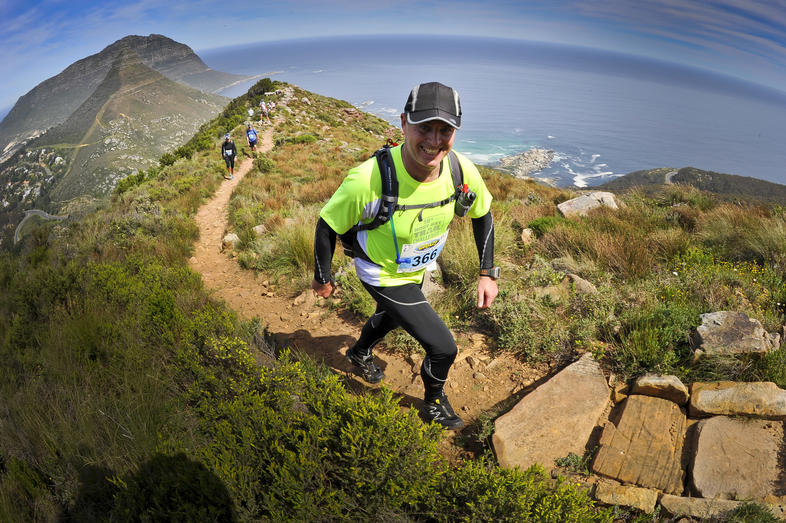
221;133;237;179
311;82;499;430
246;124;259;155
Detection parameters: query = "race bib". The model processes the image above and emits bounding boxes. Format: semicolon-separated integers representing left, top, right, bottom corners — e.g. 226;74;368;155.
224;149;234;156
396;232;448;273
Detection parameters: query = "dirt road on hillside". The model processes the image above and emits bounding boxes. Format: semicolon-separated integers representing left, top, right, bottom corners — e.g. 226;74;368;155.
188;127;544;445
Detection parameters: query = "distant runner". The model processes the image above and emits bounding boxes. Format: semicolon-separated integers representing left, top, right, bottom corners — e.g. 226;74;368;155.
246;124;258;154
312;82;499;430
221;133;237;179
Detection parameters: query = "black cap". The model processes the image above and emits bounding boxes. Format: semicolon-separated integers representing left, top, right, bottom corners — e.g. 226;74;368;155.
404;82;461;129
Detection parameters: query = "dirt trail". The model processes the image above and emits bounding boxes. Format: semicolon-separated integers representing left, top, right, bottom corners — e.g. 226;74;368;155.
189;127;542;437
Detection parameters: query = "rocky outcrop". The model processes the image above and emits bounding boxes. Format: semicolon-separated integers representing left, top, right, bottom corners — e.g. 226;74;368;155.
691;416;784;500
557;191;618;218
493;353;609;470
693;311;780;358
689;381;786;419
496;148;554;179
592;395;686;494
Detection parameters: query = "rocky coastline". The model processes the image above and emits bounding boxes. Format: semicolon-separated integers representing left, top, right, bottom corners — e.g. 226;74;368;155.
496;148;555;180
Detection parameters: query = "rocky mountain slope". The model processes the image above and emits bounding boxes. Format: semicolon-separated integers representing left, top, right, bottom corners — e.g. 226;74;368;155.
0;42;229;248
0;34;244;160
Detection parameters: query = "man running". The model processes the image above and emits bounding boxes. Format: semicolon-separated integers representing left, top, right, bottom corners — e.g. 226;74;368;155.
221;133;237;179
311;82;499;429
246;124;259;154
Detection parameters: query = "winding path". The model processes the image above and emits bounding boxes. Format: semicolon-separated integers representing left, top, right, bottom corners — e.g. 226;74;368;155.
187;127;536;435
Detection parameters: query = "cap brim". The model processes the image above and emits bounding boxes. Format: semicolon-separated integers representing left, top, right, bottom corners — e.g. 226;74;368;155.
406;110;461;129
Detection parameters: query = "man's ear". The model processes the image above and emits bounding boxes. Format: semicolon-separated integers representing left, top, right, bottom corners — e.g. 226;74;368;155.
400;113;407;129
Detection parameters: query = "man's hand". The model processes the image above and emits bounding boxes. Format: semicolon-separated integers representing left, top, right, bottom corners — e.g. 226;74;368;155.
311;279;335;298
477;276;498;309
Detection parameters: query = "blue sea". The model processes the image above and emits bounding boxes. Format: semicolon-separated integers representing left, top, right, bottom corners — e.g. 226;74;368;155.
200;35;786;188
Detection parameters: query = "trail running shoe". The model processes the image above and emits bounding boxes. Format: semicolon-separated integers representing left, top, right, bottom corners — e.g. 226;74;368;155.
346;346;385;384
420;392;464;430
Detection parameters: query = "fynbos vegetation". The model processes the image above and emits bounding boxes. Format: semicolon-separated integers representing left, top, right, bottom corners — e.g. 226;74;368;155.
2;76;785;520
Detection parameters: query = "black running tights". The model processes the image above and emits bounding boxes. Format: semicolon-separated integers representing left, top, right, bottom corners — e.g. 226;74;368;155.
356;281;457;402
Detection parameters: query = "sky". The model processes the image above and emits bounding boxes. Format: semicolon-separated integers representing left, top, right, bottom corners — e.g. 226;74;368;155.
1;0;786;113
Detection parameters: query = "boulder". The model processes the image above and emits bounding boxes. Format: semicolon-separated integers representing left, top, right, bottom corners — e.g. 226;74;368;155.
252;224;266;238
493;353;609;470
632;374;689;405
221;233;240;251
691;416;784;500
567;273;597;295
693;311;780;357
557;192;618;218
594;482;658;514
421;264;444;299
592;395;686;494
689;381;786;419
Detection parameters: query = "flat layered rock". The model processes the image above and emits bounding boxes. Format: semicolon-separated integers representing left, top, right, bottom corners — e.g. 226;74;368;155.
693;311;780;357
592;395;685;494
557;191;618;218
691;416;785;500
660;495;747;520
690;381;786;419
493;353;609;470
594;482;658;514
632;374;689;405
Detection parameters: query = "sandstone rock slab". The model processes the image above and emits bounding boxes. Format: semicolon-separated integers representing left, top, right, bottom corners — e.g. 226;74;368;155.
594;482;658;513
557;191;618;218
691;416;785;500
690;381;786;419
493;353;609;470
660;495;746;520
693;311;780;357
632;374;689;405
592;395;685;494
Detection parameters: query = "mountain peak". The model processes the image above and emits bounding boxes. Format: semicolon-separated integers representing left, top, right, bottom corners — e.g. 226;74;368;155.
0;34;245;158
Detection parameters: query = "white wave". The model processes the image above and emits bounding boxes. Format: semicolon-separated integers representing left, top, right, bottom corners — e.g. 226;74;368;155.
547;135;555;139
590;154;601;162
572;170;614;188
312;69;324;74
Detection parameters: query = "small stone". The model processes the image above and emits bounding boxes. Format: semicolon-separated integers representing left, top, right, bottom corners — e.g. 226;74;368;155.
466;355;477;370
632;374;689;405
521;228;535;245
474;372;487;381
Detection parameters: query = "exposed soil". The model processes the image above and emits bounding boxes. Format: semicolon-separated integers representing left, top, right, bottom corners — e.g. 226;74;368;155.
188;127;548;453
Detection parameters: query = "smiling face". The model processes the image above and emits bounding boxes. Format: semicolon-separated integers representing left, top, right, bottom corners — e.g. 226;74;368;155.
400;114;456;182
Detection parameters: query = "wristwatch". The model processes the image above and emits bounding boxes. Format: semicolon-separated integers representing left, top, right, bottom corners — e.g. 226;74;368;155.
479;267;500;280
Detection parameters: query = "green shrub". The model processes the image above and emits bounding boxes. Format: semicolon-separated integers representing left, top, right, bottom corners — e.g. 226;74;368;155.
528;215;572;238
254;154;274;173
159;152;176;166
431;460;611;522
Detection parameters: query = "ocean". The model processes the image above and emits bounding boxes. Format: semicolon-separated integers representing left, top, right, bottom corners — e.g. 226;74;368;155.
199;35;786;188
